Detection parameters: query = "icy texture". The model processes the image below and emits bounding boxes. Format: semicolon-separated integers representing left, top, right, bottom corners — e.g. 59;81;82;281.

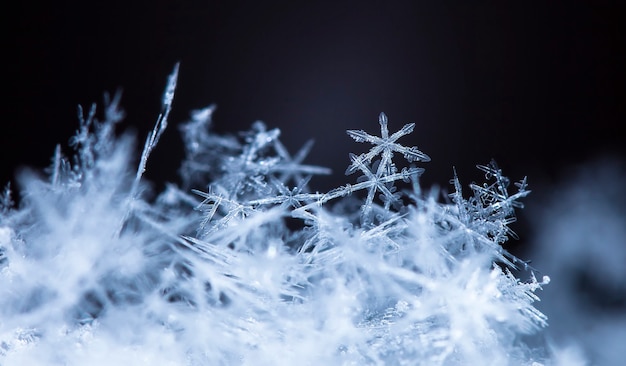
0;67;573;365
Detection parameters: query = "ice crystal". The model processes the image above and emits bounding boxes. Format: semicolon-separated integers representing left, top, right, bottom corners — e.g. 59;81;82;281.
344;112;430;223
0;66;572;365
447;161;531;268
346;112;431;175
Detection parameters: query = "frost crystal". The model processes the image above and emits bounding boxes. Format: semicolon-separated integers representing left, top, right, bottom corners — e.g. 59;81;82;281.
346;112;431;175
344;112;429;223
0;67;566;366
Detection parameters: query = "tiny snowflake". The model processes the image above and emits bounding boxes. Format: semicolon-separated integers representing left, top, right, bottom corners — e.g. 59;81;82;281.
346;112;430;177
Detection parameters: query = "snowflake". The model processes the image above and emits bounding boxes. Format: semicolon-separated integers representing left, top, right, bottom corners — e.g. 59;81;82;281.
271;139;331;189
342;112;430;222
346;112;430;178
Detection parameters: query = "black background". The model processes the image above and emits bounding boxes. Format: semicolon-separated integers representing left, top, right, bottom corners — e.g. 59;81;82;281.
5;1;625;227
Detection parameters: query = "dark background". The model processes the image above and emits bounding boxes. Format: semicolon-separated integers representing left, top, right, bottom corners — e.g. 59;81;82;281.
5;1;625;237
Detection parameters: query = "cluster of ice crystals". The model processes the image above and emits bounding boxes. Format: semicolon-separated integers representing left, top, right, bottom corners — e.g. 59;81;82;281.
0;67;568;365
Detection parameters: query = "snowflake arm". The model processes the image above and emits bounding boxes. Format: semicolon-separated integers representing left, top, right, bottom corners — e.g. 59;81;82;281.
133;63;178;190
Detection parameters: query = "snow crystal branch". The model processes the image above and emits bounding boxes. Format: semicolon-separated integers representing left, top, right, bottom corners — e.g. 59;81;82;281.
134;62;179;185
116;63;179;237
